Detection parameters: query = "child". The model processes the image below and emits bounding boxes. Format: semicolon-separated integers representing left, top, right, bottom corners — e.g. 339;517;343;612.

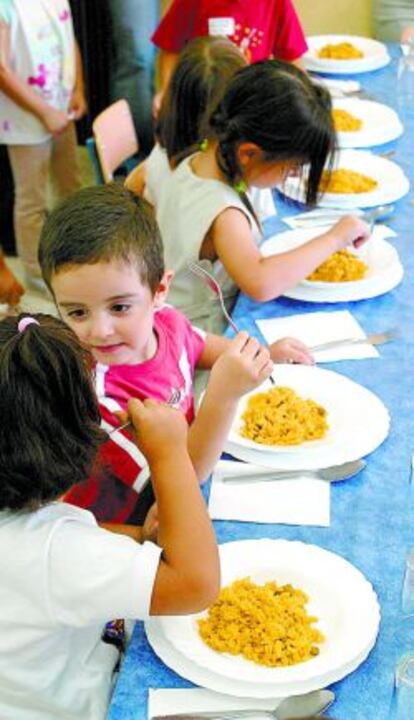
156;60;371;333
39;183;312;523
125;36;275;220
0;1;86;285
0;312;220;720
151;0;308;116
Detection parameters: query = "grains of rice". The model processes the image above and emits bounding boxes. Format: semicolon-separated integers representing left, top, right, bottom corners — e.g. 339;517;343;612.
318;42;364;59
240;386;328;446
198;578;325;667
307;249;368;282
318;168;378;194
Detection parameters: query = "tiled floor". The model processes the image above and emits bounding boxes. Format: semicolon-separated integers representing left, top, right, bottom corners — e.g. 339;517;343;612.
3;147;96;316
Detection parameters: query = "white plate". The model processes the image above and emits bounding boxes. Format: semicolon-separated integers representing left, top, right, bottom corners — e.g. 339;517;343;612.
332;98;403;148
260;226;404;301
281;150;410;209
150;540;380;698
304;35;390;74
284;262;403;302
225;366;389;470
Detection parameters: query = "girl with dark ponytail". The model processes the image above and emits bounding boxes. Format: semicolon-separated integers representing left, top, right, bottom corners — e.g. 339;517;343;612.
156;60;370;334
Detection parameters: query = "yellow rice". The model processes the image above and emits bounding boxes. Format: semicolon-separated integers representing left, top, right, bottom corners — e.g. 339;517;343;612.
198;578;325;667
319;168;378;194
240;386;328;446
307;249;368;282
318;42;364;60
332;108;363;132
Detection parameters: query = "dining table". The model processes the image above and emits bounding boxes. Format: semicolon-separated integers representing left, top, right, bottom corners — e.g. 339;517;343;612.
108;43;414;720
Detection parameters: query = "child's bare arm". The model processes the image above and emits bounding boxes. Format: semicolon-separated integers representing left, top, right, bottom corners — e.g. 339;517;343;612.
68;41;87;120
211;208;370;302
188;332;273;482
125;160;148;197
0;20;69;135
128;397;220;615
152;49;179;118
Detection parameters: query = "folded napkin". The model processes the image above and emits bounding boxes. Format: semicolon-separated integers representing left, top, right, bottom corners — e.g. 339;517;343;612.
311;76;361;97
208;460;330;527
149;687;285;717
257;310;379;363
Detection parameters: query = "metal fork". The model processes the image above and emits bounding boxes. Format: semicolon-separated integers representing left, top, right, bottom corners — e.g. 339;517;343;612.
187;261;276;384
109;388;181;435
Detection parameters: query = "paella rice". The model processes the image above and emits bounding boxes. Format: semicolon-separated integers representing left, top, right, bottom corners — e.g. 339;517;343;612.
319;168;378;194
198;578;325;667
318;42;364;60
307;249;368;282
240;386;328;446
332;108;363;132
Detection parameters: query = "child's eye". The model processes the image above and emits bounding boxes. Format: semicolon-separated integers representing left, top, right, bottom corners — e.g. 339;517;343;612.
65;308;87;321
111;303;131;314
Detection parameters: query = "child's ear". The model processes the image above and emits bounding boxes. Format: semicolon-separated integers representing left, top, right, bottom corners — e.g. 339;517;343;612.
153;270;174;307
237;142;262;168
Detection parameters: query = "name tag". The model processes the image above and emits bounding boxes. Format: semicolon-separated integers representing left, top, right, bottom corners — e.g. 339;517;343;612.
208;16;235;37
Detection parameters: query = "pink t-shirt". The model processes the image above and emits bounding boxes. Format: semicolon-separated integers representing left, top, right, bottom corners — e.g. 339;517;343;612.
152;0;307;63
64;306;206;523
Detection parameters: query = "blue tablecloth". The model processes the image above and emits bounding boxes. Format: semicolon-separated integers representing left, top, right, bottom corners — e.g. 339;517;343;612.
109;45;414;720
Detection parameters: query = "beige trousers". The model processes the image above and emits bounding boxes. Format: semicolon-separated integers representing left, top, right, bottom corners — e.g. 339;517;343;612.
8;123;81;277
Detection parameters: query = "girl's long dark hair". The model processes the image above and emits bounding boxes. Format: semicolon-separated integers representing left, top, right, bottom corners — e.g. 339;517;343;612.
208;59;336;207
0;314;107;511
157;35;246;167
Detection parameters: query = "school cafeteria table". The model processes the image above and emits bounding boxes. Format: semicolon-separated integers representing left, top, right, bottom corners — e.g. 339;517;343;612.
108;44;414;720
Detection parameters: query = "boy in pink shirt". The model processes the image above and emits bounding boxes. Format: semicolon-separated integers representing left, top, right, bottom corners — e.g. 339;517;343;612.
39;184;312;524
152;0;308;114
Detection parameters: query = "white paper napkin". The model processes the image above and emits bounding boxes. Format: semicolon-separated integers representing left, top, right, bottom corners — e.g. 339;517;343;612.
257;310;379;363
149;687;285;718
208;460;330;527
311;76;361;97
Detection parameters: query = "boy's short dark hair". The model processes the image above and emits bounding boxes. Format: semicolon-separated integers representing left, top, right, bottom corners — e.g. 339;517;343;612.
0;314;107;511
39;184;165;293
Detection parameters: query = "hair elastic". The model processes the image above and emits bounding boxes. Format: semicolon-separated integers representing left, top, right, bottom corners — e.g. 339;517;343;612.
18;317;40;333
199;138;209;152
234;179;248;194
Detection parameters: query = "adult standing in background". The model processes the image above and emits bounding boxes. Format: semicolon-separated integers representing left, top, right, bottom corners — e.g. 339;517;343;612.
151;0;308;116
373;0;414;41
107;0;159;157
0;0;86;287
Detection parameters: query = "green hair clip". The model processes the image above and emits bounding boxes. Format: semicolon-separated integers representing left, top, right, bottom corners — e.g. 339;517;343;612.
199;138;209;152
234;179;248;194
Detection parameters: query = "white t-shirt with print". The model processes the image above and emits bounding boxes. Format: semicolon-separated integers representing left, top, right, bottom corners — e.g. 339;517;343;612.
0;0;75;144
0;502;161;720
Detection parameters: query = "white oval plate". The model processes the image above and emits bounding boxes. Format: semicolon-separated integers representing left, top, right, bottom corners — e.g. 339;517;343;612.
304;35;390;75
261;225;402;295
227;364;389;457
150;540;380;697
224;367;389;470
332;98;403;148
280;149;410;209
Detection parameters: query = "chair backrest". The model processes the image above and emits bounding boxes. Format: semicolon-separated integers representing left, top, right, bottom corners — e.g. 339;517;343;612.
92;99;139;183
85;136;104;184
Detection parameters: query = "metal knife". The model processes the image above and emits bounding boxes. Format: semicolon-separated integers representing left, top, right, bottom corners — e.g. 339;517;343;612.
151;688;335;720
220;458;366;484
310;328;398;353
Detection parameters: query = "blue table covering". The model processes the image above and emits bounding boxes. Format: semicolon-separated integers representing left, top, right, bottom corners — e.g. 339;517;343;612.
109;44;414;720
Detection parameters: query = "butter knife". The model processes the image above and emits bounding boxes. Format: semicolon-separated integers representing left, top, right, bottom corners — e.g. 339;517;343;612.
310;328;398;353
220;458;366;484
151;688;334;720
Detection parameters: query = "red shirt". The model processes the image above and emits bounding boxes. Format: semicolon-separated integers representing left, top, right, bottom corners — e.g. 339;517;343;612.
64;306;206;523
152;0;307;63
